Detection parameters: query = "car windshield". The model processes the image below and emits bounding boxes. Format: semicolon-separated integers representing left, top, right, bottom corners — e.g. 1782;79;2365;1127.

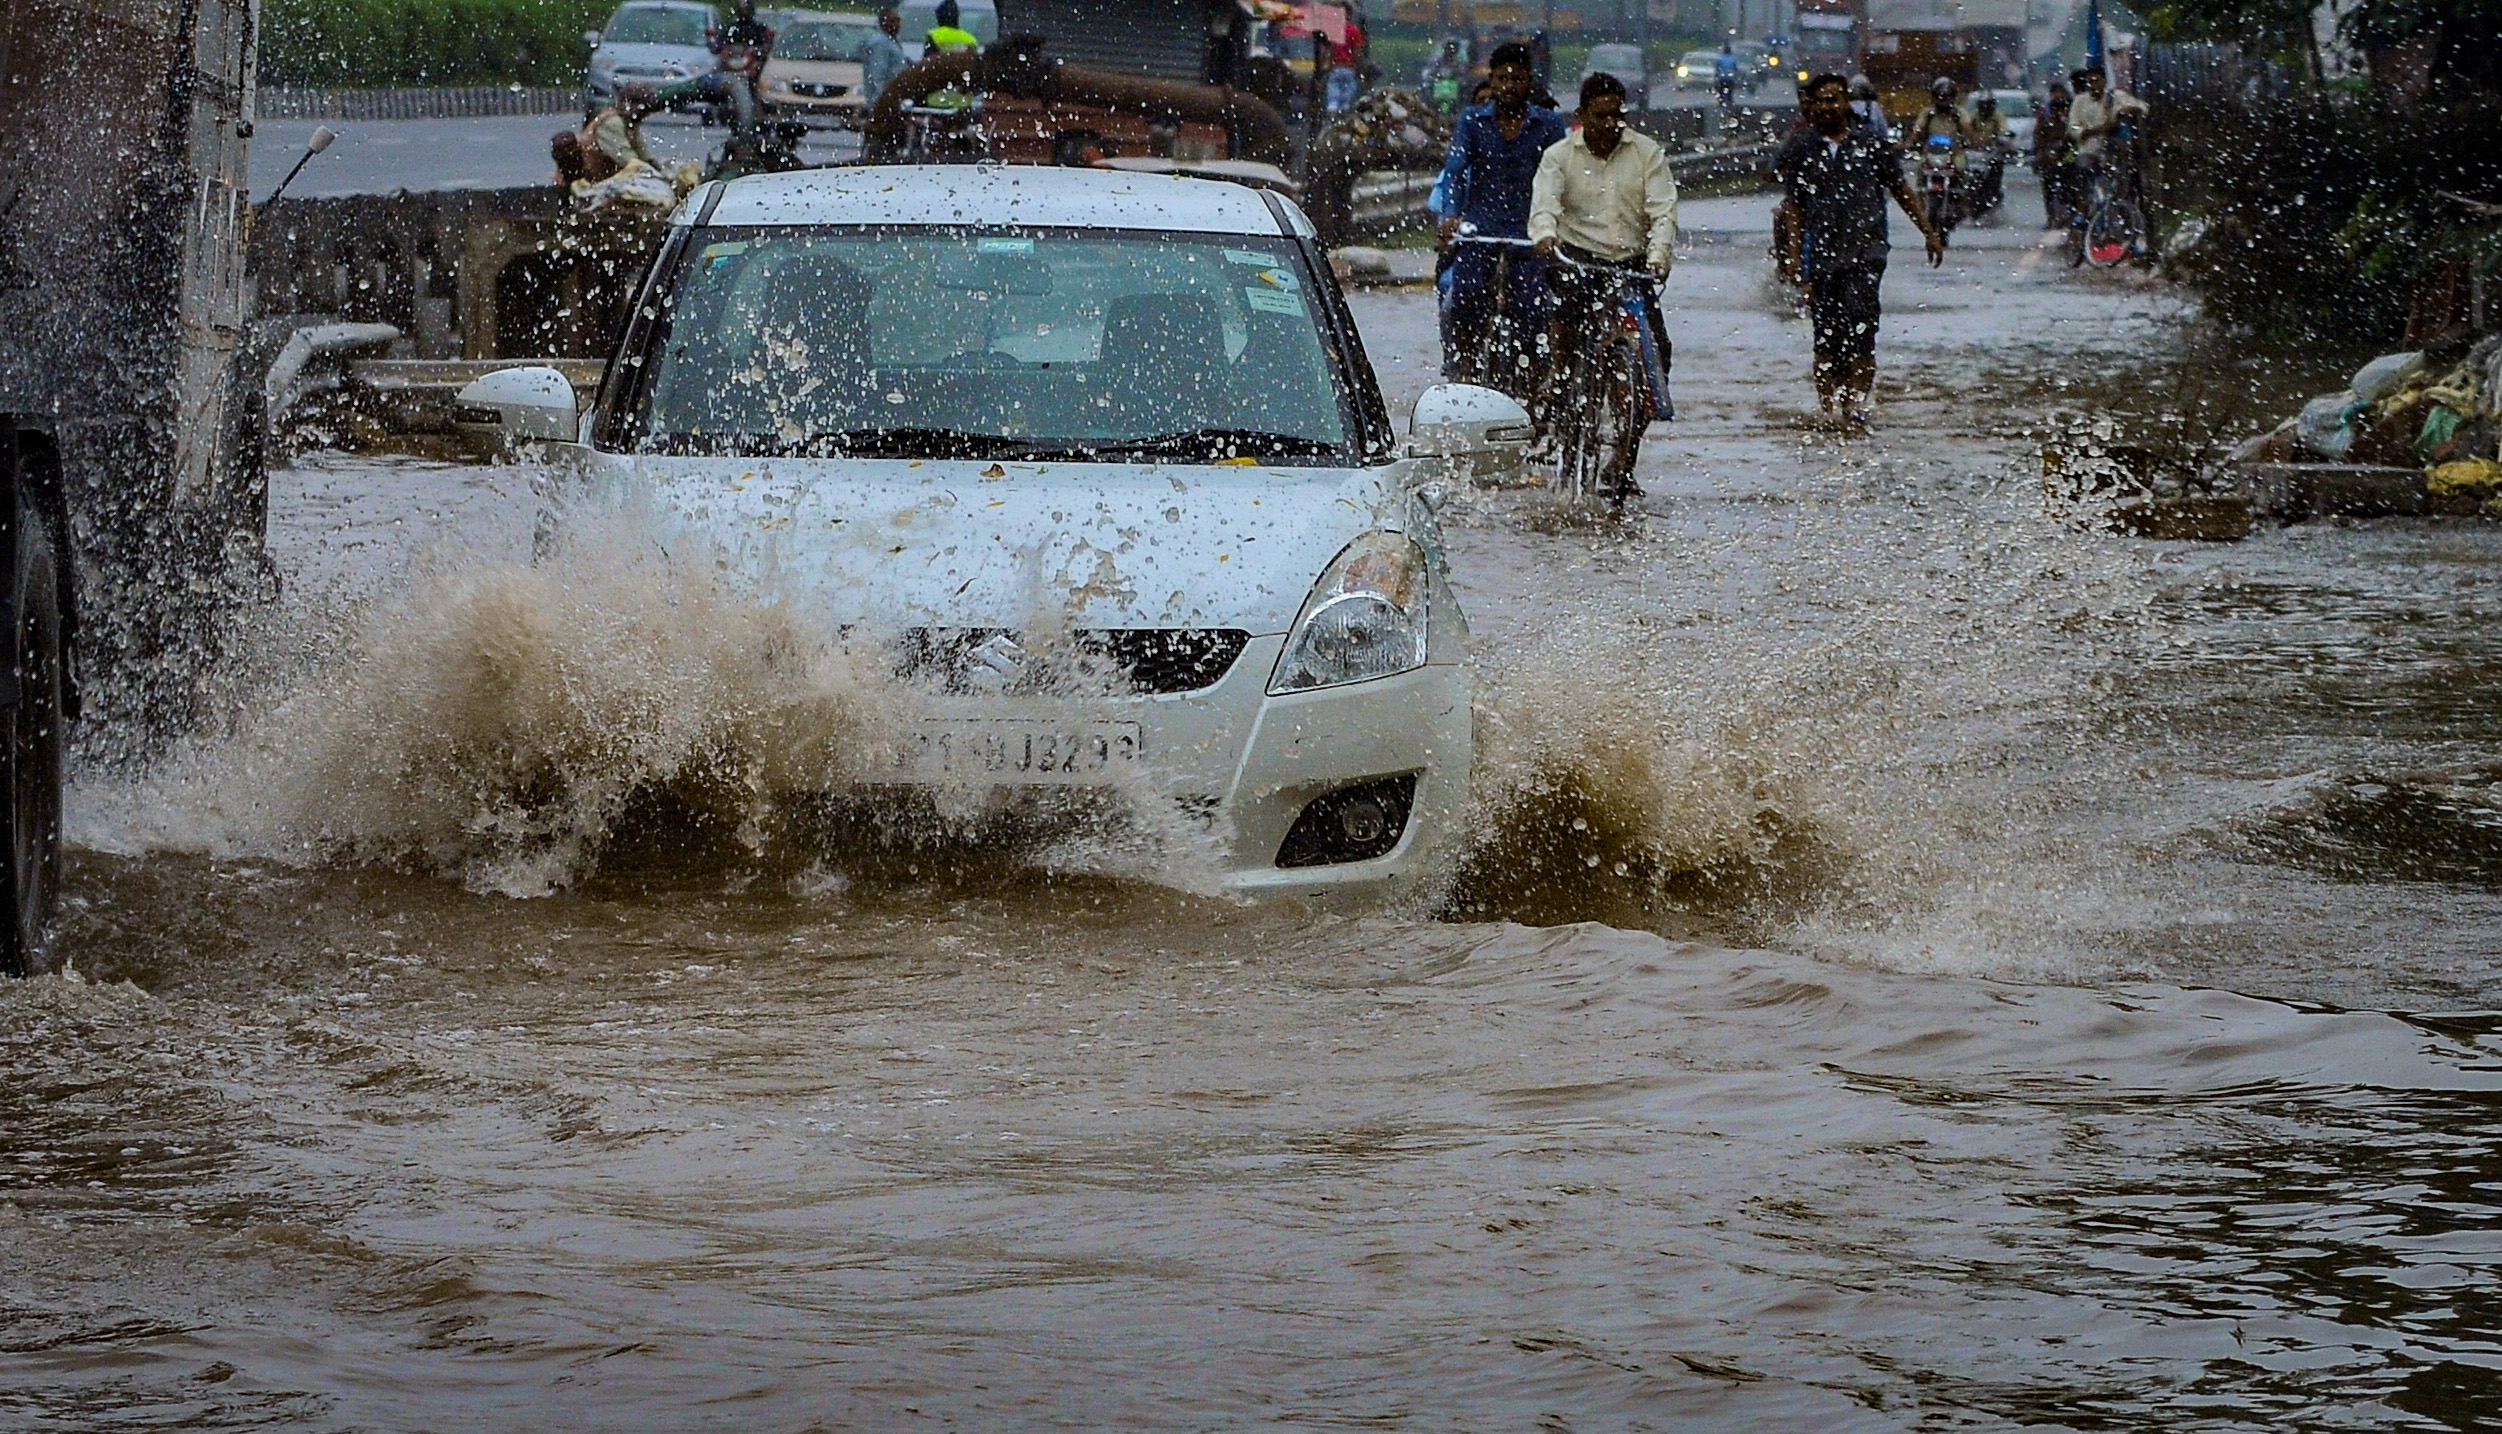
775;20;866;60
606;4;713;44
624;226;1354;464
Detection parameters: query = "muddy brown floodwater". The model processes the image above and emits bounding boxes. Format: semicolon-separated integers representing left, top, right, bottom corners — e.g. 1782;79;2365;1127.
6;180;2501;1432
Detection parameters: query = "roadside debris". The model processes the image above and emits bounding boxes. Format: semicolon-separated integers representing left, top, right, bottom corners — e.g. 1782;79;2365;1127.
2230;332;2502;520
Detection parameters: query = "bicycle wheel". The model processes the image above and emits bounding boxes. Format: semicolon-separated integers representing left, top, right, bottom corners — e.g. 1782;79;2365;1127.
1557;331;1638;506
1587;331;1645;506
2085;195;2142;268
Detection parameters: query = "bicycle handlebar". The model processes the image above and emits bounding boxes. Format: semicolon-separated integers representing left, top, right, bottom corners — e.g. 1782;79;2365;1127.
1454;228;1652;275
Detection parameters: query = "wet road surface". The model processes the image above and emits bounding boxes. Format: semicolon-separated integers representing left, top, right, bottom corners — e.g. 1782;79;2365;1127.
8;180;2502;1431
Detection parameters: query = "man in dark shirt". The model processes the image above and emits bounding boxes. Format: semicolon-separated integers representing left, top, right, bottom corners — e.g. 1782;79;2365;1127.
1435;42;1569;383
1775;71;1945;429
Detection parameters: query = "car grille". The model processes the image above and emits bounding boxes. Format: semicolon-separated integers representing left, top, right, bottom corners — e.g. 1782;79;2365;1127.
896;628;1250;696
787;81;850;97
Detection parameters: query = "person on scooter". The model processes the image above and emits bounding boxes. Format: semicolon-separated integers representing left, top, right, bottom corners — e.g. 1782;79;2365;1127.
1435;42;1568;385
1910;78;1973;234
1911;78;1974;152
1847;74;1890;143
691;0;774;133
1963;89;2011;218
2037;81;2074;227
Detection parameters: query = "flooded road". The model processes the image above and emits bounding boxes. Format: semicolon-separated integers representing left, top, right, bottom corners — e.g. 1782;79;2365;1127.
9;182;2502;1430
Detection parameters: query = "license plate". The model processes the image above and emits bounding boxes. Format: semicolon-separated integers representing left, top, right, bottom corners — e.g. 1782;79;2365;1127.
904;720;1143;783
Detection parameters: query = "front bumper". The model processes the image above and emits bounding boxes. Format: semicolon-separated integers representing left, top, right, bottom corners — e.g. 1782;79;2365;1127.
882;636;1472;901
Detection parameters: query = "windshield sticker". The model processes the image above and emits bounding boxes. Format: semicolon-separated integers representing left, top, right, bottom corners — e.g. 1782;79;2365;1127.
1223;249;1276;266
978;237;1035;254
1244;287;1303;315
700;242;749;261
1252;267;1299;289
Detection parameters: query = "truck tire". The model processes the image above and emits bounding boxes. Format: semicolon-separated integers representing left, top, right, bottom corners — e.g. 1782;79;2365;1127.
1;489;64;978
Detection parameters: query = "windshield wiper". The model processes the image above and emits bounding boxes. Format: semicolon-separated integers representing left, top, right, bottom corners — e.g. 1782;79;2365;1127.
1033;429;1343;461
795;428;1050;459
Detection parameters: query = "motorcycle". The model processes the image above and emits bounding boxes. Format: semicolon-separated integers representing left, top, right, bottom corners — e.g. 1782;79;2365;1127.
1969;138;2007;221
1918;131;1966;238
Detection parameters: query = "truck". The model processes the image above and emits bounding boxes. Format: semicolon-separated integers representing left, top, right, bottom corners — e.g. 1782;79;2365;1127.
0;0;264;974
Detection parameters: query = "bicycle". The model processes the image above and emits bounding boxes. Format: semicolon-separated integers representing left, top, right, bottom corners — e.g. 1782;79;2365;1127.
1444;227;1546;403
2068;131;2146;269
1542;247;1661;511
2082;171;2147;269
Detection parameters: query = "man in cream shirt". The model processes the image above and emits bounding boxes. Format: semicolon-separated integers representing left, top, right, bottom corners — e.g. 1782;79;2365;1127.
1527;71;1677;501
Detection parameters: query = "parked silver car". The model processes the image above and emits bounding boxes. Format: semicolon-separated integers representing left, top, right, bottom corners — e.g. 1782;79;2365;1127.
585;1;721;111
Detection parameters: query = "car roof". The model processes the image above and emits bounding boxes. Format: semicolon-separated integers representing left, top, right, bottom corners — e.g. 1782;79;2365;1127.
692;165;1299;236
617;1;713;10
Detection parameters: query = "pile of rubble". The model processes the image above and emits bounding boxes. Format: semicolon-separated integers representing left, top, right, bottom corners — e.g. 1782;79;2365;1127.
2234;333;2502;518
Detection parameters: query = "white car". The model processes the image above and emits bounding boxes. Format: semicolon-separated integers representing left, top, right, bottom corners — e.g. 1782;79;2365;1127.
759;10;879;119
459;167;1528;901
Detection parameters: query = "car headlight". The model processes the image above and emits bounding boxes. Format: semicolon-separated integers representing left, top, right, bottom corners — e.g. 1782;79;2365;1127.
1269;533;1430;695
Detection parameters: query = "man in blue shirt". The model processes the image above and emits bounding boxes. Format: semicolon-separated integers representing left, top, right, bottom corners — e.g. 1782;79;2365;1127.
1434;42;1568;385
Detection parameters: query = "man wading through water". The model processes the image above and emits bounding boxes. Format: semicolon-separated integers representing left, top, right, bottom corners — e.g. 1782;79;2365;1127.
1777;71;1945;429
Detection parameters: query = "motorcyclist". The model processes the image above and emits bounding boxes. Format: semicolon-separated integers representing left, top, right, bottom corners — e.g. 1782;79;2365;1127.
922;0;979;56
2037;81;2074;227
1434;41;1568;384
1911;77;1973;153
693;0;774;133
1420;39;1466;113
1908;77;1971;233
1713;43;1740;109
1963;89;2011;216
1847;73;1889;142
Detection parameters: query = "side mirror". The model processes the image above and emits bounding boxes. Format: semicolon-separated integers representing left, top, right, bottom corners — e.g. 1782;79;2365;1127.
455;366;579;448
1406;383;1533;485
584;28;603;46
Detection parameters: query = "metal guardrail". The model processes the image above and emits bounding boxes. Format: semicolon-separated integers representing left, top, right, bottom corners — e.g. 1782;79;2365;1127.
256;87;582;121
1342;140;1780;230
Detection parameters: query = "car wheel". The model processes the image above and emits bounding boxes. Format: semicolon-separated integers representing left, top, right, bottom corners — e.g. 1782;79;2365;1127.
1;487;64;978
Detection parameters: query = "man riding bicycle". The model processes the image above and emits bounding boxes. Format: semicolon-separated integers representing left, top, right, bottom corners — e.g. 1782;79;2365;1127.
1435;42;1568;387
1528;70;1678;503
2065;64;2147;263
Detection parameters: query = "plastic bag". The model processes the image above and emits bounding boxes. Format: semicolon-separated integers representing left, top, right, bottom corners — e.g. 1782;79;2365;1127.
2350;350;2425;405
2295;391;2362;460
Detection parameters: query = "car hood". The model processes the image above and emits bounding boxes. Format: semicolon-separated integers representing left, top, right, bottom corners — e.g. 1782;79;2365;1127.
585;454;1414;634
592;42;712;72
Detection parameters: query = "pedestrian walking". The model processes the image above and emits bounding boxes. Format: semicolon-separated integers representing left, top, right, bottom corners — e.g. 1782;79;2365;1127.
1774;72;1946;429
